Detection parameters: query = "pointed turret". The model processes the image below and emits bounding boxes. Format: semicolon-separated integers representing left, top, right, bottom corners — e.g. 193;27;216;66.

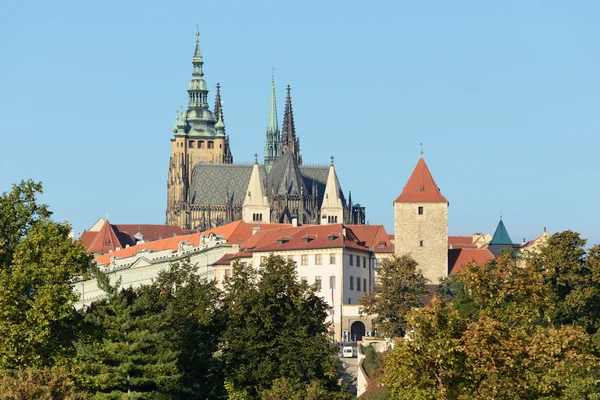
281;85;302;165
264;74;281;170
188;29;210;110
320;156;344;224
488;216;515;257
490;217;513;245
242;156;270;223
214;82;224;124
395;158;448;203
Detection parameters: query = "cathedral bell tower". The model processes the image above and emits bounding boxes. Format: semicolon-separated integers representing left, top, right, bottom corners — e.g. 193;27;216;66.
167;27;233;227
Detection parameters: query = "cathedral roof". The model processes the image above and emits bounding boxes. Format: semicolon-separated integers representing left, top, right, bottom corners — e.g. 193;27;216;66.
189;159;344;210
394;158;448;203
191;163;265;206
267;152;307;196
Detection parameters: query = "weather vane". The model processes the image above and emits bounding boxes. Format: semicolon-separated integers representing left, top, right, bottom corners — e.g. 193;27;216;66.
420;143;423;158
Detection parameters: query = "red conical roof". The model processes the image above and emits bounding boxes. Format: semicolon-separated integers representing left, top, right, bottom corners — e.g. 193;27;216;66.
87;220;123;254
394;158;448;203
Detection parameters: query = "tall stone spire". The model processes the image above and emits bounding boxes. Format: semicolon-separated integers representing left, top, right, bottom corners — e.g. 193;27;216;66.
214;82;224;124
320;156;344;224
281;85;302;165
264;73;281;170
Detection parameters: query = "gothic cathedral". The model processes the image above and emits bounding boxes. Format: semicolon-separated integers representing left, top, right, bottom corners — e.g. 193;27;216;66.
167;30;365;231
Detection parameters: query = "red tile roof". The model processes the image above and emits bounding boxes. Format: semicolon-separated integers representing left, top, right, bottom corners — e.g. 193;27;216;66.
448;235;480;249
241;224;370;253
87;220;131;254
93;220;284;266
346;225;394;253
394;158;448;203
448;248;494;275
95;233;201;265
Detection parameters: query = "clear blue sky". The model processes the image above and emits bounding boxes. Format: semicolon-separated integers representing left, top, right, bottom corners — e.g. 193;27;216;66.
1;0;599;246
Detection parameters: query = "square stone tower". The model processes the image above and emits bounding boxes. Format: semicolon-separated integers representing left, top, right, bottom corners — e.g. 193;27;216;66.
394;157;448;284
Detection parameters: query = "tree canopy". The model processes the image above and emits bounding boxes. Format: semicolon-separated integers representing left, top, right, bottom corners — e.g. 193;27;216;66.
221;255;348;399
382;231;600;399
359;254;427;338
0;180;91;369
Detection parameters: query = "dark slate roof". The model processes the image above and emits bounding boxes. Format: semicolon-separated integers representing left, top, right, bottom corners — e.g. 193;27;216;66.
190;163;266;205
190;157;347;209
267;152;306;196
300;165;346;206
490;219;513;245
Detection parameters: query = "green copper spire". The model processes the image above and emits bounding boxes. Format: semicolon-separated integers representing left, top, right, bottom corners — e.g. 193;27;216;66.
264;72;281;169
188;26;209;109
490;216;513;245
267;73;278;134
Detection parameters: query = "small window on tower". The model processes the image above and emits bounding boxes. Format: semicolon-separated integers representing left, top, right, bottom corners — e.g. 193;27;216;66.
199;140;205;148
189;140;195;148
420;240;424;247
418;206;424;215
208;141;214;149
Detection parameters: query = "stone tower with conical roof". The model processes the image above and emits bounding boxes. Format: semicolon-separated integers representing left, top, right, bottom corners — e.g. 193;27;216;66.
321;157;344;224
281;85;302;165
394;156;449;284
167;29;233;227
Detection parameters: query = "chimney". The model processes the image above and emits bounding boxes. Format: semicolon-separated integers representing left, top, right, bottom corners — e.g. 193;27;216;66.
292;216;298;227
252;226;260;236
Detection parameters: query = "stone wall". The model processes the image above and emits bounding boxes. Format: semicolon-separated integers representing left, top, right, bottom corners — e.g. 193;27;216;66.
394;201;448;284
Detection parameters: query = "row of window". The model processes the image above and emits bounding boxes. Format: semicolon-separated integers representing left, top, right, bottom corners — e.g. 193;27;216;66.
298;253;336;266
252;213;264;221
188;140;215;149
302;275;368;294
349;254;368;268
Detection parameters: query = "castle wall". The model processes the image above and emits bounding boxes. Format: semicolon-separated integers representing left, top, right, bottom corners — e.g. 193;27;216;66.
394;201;448;284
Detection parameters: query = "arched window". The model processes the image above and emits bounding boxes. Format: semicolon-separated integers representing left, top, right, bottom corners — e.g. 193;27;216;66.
208;141;214;149
188;140;195;148
199;140;205;149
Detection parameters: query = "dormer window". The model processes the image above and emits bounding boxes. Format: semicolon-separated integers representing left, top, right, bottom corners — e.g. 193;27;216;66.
327;233;340;242
302;234;316;243
276;236;291;245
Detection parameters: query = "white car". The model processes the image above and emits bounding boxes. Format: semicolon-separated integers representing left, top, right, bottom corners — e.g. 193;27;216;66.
342;346;355;358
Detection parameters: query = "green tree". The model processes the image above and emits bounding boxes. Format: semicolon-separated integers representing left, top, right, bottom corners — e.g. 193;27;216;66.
76;287;181;399
0;180;91;369
382;231;600;399
221;255;345;398
359;254;427;338
76;261;223;399
383;297;470;399
528;231;600;333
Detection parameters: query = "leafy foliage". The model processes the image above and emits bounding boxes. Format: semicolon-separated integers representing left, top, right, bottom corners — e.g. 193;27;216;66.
76;261;223;399
0;367;86;400
359;254;427;338
221;255;345;398
0;181;91;369
382;231;600;399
